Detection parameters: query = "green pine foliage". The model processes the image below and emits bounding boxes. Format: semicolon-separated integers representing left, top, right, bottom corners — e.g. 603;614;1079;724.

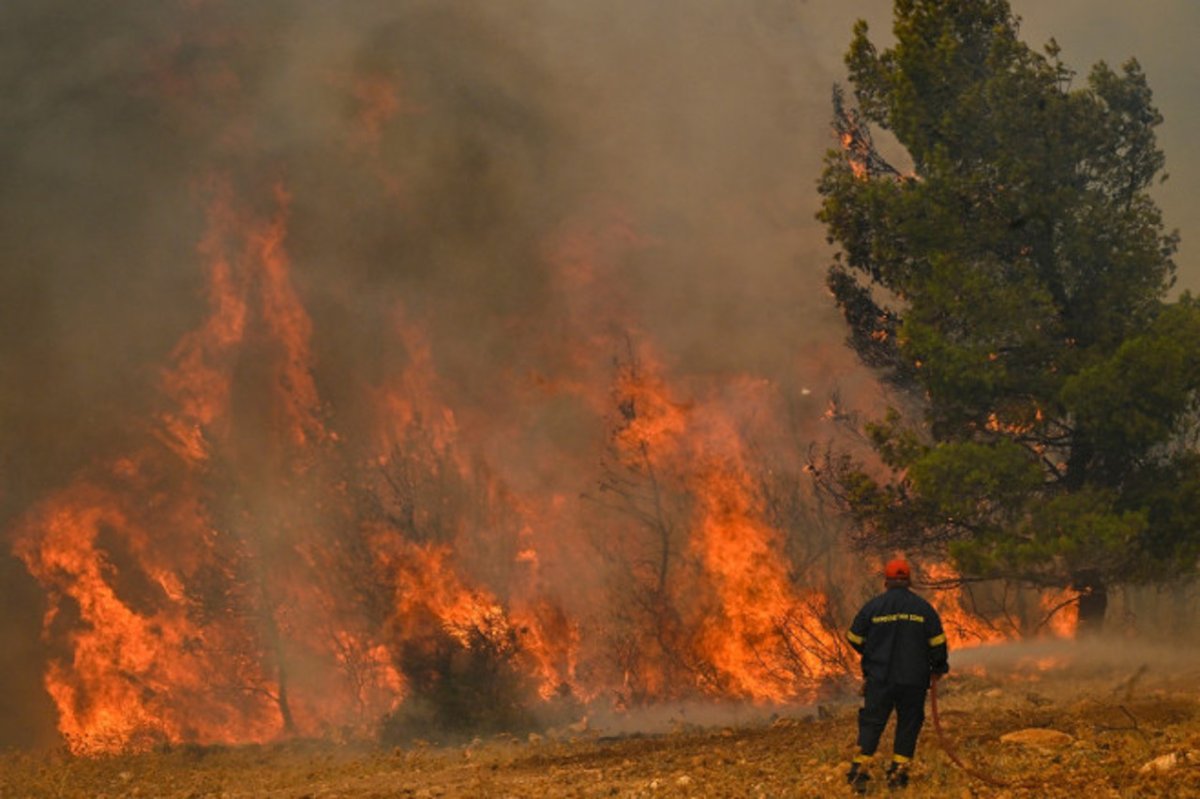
817;0;1200;599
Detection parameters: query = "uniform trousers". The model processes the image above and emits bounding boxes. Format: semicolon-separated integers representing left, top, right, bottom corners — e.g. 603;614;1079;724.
857;678;927;759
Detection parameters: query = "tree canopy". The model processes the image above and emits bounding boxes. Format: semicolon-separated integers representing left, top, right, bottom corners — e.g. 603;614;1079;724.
816;0;1200;621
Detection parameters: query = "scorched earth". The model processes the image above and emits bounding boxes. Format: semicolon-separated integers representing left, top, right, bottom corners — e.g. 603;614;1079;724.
3;657;1199;799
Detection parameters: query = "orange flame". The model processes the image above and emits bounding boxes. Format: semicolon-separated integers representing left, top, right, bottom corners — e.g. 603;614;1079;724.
1039;587;1079;639
595;309;846;702
14;182;410;753
921;564;1009;648
691;459;811;700
14;479;281;754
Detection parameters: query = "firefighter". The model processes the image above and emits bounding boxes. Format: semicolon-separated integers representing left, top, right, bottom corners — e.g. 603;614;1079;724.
844;558;949;792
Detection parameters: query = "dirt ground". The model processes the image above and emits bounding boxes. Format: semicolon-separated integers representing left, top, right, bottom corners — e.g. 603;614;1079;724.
3;658;1199;799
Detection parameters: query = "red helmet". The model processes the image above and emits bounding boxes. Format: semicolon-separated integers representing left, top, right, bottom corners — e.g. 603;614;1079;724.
884;558;911;581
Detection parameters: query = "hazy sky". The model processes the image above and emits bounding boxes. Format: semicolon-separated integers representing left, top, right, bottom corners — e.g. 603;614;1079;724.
1020;0;1198;287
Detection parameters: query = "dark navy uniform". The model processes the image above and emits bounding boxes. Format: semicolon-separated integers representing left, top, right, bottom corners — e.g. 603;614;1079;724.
846;585;949;764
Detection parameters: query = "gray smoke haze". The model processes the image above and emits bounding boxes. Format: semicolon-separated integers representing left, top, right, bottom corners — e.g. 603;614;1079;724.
0;0;1195;749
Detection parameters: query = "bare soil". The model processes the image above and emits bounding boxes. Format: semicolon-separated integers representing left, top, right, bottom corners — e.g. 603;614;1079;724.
4;663;1199;798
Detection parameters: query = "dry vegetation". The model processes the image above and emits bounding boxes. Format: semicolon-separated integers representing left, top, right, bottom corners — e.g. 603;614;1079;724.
4;653;1200;799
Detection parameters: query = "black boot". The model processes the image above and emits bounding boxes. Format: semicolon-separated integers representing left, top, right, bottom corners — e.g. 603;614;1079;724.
885;762;909;790
846;761;870;794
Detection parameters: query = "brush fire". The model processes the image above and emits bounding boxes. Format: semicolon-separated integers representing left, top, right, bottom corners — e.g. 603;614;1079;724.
6;168;1089;756
6;185;1106;791
3;1;1199;797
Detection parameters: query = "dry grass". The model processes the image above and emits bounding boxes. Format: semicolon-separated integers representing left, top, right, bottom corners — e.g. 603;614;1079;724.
4;662;1200;798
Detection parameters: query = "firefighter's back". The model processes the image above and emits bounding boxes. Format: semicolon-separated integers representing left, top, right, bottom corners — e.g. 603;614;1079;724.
857;588;942;685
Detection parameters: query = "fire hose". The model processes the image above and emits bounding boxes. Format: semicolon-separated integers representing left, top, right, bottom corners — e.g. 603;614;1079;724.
929;676;1009;788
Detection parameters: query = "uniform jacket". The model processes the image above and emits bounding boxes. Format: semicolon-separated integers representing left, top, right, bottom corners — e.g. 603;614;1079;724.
846;586;950;686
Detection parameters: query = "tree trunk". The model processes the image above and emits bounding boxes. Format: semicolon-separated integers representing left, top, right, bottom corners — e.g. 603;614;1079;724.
1074;583;1107;636
275;656;297;735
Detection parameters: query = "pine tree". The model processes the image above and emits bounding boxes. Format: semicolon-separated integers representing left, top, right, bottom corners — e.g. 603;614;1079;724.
816;0;1200;630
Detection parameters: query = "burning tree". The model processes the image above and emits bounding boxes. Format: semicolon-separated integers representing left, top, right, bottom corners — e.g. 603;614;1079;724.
815;0;1200;630
584;339;858;704
588;344;709;703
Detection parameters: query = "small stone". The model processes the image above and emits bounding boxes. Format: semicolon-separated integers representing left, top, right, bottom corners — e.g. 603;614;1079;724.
1138;751;1193;774
676;775;692;786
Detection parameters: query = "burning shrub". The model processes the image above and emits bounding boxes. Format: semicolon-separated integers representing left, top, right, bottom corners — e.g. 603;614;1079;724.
379;610;540;744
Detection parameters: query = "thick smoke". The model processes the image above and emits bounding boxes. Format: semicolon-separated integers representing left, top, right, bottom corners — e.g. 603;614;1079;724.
0;0;1195;749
